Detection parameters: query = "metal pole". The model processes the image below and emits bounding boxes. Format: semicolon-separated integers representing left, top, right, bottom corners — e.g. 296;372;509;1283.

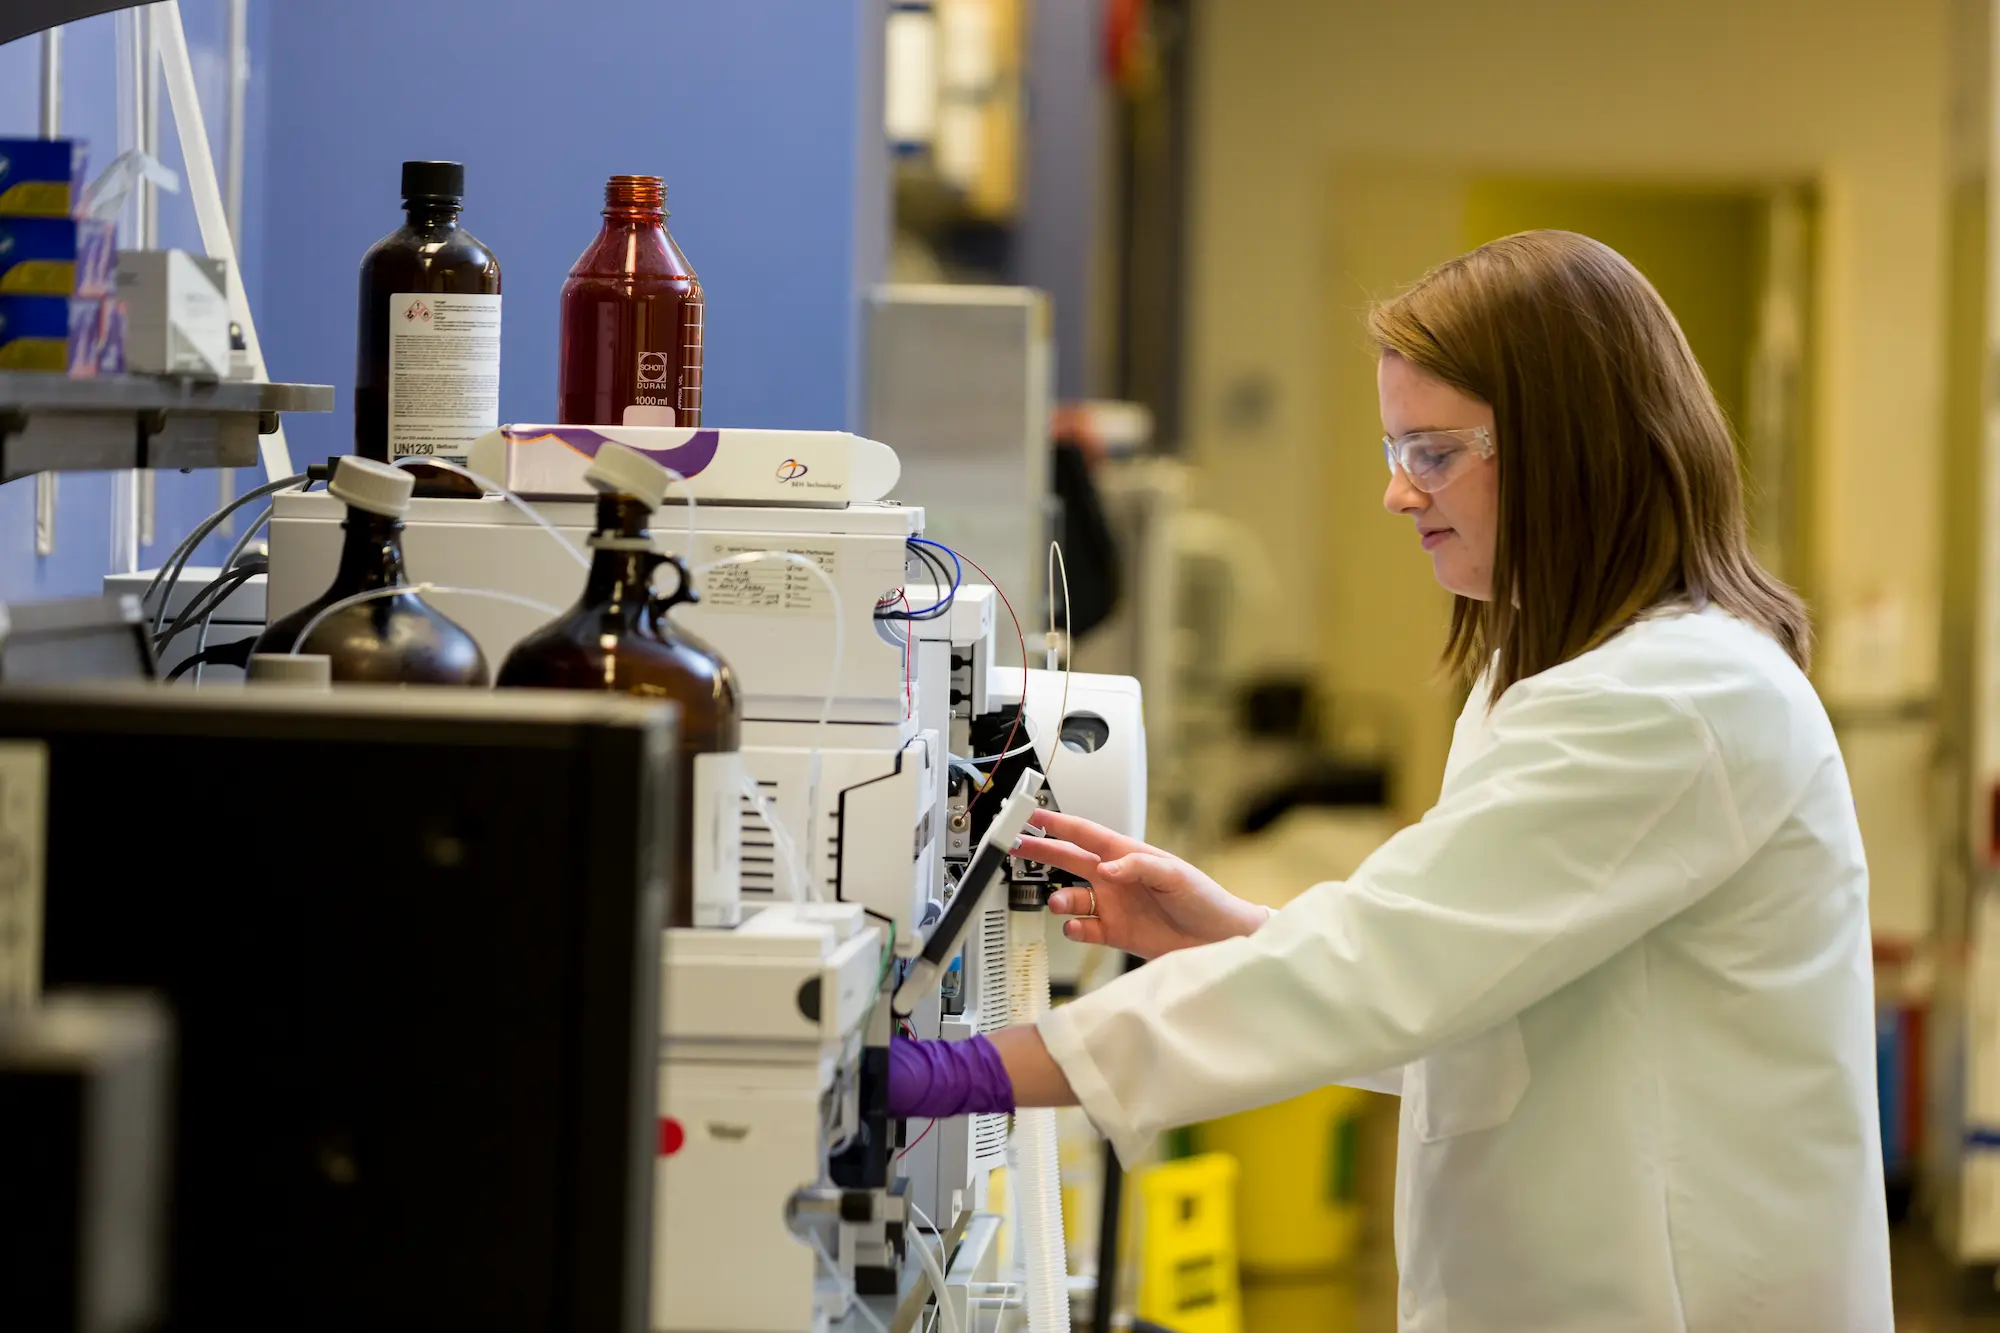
137;4;162;550
34;28;62;559
225;0;247;242
217;0;249;526
109;8;144;576
157;1;293;479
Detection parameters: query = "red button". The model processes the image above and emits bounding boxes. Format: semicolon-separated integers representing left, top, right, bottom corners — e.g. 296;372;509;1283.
659;1117;686;1157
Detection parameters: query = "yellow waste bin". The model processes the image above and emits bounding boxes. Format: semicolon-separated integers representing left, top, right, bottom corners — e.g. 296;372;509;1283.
1132;1152;1244;1333
1194;1085;1366;1275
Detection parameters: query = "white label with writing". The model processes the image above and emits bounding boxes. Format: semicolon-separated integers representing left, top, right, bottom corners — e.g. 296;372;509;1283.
387;291;502;465
0;741;49;1008
695;541;839;614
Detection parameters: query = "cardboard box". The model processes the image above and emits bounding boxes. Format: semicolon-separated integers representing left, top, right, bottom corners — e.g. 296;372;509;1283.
0;216;117;297
0;138;90;218
115;251;230;378
0;295;126;376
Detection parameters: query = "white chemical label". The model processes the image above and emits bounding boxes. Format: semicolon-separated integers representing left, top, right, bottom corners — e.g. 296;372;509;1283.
696;541;838;614
387;291;502;465
0;742;49;1008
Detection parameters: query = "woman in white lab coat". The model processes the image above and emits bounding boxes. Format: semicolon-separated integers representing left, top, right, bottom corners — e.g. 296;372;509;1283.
888;229;1893;1331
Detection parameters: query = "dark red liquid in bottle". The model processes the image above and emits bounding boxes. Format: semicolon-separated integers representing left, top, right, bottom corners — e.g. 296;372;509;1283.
558;176;705;428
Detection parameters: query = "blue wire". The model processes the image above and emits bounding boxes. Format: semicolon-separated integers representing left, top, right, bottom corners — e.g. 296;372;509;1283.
896;537;964;619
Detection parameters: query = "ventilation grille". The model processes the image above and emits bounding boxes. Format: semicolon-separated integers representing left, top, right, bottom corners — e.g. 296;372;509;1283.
739;781;780;901
737;779;842;902
973;903;1009;1032
971;1110;1009;1167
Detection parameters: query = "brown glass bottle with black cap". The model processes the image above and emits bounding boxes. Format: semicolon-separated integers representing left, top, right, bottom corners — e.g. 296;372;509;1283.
253;456;488;685
355;160;501;498
497;442;740;926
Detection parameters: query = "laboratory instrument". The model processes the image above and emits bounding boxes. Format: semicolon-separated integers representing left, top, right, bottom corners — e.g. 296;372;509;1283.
257;426;1154;1331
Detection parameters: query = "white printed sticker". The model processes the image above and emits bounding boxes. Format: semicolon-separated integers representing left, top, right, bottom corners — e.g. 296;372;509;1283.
0;741;49;1008
696;541;839;614
387;291;502;465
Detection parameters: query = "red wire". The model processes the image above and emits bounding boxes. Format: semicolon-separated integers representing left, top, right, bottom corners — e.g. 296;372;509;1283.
896;1118;937;1161
946;548;1030;808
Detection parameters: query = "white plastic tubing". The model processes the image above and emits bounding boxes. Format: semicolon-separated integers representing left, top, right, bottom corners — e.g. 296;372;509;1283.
1006;910;1072;1333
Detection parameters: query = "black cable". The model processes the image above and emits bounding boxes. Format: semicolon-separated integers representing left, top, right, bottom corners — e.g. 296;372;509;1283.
164;634;257;682
145;472;301;637
910;540;955;599
144;463;329;639
155;560;267;655
1091;950;1139;1333
876;539;959;622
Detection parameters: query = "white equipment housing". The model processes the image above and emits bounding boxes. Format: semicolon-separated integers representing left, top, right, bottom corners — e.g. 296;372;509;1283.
266;490;919;726
992;666;1148;842
655;903;883;1332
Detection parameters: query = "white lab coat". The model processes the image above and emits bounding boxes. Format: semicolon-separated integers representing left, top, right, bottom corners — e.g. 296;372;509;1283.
1039;606;1892;1332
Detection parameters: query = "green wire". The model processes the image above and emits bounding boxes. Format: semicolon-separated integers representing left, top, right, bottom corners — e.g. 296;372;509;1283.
875;919;898;995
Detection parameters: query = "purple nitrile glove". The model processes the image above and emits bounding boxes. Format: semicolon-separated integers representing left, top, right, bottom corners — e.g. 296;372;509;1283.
888;1034;1017;1119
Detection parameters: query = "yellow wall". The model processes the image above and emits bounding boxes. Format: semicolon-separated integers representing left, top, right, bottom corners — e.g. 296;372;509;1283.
1461;182;1764;450
1186;0;1951;793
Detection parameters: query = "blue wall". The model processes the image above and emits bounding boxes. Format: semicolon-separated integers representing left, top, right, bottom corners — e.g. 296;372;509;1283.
257;0;890;469
0;0;889;600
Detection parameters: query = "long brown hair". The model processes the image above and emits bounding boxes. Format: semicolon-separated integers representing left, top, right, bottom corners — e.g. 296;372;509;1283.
1369;229;1810;697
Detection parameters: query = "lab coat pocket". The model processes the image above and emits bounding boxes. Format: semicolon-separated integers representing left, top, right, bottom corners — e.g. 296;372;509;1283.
1414;1017;1530;1143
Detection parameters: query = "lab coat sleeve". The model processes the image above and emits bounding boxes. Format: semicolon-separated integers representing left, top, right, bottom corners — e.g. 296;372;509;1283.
1038;676;1747;1164
1335;1067;1405;1096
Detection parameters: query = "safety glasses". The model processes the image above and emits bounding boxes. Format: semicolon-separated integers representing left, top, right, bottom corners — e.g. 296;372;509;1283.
1382;426;1495;494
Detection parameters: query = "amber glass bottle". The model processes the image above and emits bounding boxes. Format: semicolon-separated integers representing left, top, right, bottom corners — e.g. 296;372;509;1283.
558;175;705;428
253;457;488;686
497;444;740;926
355;160;501;496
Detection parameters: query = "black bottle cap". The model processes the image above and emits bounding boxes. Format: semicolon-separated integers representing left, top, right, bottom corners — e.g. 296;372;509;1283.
400;160;464;202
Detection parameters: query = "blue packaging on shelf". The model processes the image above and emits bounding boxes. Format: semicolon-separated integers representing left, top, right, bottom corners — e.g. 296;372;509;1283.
0;216;117;297
0;295;126;376
0;138;90;217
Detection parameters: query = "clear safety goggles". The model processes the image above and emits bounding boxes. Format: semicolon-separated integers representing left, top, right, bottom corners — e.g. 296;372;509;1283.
1383;425;1495;494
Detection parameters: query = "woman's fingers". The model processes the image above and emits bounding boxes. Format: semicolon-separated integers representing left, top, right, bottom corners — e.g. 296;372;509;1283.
1047;886;1095;917
1014;835;1100;881
1024;810;1154;862
1097;853;1180;892
1060;915;1112;947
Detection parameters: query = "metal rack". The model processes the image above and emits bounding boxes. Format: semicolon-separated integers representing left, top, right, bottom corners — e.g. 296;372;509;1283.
14;0;324;560
0;371;331;483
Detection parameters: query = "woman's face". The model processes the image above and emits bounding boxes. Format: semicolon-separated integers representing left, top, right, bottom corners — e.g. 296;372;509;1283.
1379;353;1500;601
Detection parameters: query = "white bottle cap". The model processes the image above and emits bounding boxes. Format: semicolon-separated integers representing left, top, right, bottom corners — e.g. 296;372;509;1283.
247;653;332;687
328;456;415;519
583;441;670;509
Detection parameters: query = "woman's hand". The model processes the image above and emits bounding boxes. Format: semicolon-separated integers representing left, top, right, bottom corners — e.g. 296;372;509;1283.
1015;811;1270;960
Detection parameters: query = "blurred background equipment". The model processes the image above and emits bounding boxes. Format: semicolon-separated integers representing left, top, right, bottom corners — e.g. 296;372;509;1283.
0;994;171;1333
1;685;674;1332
